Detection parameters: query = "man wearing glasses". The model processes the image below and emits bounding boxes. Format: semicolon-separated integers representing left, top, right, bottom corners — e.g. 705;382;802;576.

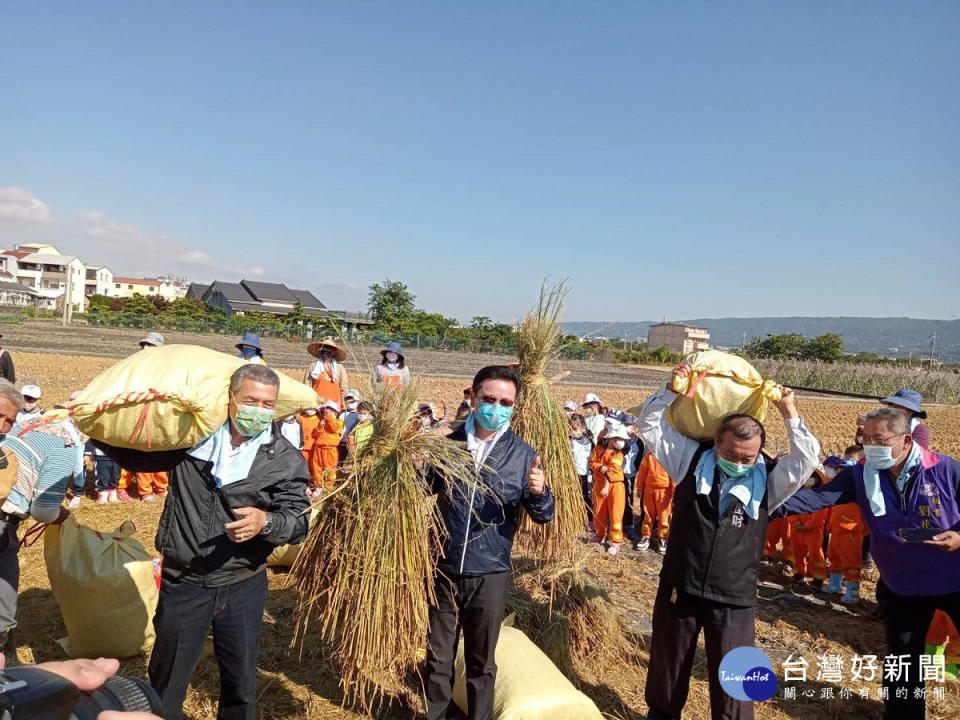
423;365;555;720
777;406;960;720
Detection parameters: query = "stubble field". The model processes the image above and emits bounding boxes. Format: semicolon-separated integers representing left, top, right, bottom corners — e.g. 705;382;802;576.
7;344;960;720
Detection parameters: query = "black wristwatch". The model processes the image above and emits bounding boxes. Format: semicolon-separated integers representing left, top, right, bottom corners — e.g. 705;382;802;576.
261;513;275;537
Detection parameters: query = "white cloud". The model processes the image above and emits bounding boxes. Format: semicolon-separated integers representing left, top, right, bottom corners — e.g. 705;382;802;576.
80;209;168;248
0;187;54;224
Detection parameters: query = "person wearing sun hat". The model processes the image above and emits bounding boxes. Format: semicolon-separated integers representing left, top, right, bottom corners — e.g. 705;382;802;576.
236;333;265;365
856;387;931;451
138;331;165;349
581;392;605;442
372;341;410;387
15;385;43;425
303;337;349;407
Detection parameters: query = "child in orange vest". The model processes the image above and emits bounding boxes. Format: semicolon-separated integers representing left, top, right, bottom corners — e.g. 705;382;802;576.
822;455;868;604
789;469;830;589
298;408;320;467
307;401;343;495
635;452;674;555
763;517;794;571
589;423;630;556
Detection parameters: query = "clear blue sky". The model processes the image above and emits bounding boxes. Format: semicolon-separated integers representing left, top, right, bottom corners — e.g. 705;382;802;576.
1;2;957;323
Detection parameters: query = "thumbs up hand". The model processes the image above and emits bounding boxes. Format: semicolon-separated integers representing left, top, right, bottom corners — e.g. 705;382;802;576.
527;455;546;496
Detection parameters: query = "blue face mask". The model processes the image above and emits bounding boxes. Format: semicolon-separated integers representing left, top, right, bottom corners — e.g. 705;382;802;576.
476;402;513;431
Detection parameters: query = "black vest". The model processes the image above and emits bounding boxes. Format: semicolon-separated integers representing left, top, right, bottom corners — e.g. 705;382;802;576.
660;445;772;607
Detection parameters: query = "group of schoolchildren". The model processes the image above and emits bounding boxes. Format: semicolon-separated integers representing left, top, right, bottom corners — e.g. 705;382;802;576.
567;392;675;557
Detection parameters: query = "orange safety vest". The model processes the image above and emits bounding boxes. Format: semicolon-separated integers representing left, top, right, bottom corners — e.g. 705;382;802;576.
311;362;341;406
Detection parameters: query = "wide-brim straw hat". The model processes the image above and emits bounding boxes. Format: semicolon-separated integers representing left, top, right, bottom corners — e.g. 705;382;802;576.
307;338;347;362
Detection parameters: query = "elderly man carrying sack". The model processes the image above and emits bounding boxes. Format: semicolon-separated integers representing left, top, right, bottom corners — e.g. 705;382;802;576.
638;362;820;720
0;379;75;659
95;364;311;720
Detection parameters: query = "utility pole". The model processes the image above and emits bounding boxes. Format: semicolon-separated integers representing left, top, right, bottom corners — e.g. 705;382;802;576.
741;332;746;351
61;267;71;326
930;333;937;366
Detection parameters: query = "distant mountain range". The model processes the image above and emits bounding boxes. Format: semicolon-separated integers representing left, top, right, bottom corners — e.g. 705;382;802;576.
562;317;960;362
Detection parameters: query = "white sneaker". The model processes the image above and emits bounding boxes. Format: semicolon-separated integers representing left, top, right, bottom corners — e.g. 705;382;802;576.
634;536;650;551
658;539;668;555
108;489;119;503
96;491;109;504
607;543;621;556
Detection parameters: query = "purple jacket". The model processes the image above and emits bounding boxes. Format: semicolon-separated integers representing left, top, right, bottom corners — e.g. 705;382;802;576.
777;448;960;596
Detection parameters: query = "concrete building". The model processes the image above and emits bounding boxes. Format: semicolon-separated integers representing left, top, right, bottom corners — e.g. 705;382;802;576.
111;277;182;301
0;271;40;310
647;322;711;354
85;265;114;298
1;250;87;310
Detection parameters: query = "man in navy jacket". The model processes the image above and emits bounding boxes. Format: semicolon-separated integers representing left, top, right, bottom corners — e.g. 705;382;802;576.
424;365;555;720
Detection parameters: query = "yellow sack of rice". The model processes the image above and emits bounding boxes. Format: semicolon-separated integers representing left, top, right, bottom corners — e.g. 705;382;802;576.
44;515;158;658
665;350;782;441
452;625;603;720
268;507;319;567
63;344;320;450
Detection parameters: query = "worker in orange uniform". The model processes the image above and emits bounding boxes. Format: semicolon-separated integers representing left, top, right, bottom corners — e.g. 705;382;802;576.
789;468;830;589
298;408;320;466
763;456;795;572
634;451;674;555
307;401;343;495
589;422;630;556
304;338;349;408
822;455;867;604
135;471;169;502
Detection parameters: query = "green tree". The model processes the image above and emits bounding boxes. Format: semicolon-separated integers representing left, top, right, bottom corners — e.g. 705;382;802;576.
124;293;155;314
802;333;844;362
407;311;457;336
367;279;416;333
87;294;112;312
743;333;809;360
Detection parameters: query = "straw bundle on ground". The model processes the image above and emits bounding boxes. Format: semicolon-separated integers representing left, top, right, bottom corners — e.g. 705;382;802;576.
512;282;584;569
291;380;477;714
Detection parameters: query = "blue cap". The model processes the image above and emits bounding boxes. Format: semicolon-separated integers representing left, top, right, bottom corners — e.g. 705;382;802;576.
236;332;263;352
622;413;638;426
880;388;927;419
823;455;844;468
605;409;627;424
382;341;404;358
839;457;859;467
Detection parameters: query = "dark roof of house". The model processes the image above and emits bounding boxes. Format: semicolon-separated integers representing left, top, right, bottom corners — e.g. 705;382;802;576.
0;279;39;296
207;281;255;303
240;280;299;304
185;283;209;299
289;289;326;310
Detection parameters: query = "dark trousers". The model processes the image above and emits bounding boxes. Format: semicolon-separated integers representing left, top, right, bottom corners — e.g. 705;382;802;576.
579;474;592;524
148;571;268;720
624;474;640;540
94;456;120;490
876;579;960;720
424;570;509;720
645;583;756;720
0;519;21;645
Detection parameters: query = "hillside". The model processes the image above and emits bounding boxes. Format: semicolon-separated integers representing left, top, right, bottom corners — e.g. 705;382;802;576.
563;317;960;361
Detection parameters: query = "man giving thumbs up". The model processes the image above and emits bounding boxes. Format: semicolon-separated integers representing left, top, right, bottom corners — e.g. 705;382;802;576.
423;365;555;720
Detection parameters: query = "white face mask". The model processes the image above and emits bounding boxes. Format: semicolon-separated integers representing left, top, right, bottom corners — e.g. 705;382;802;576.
824;467;837;479
23;401;38;412
357;414;371;423
304;409;317;417
346;401;358;411
611;439;625;450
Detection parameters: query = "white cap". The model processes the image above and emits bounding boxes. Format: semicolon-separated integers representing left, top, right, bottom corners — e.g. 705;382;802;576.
22;384;41;399
344;388;361;401
582;393;601;405
606;423;630;441
322;400;340;412
563;400;577;412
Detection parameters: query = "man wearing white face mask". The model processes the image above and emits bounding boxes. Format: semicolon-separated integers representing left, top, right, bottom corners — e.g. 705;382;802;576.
776;407;960;720
639;362;819;720
92;364;311;720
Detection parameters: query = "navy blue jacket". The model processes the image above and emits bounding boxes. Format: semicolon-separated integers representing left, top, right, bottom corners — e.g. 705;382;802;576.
431;425;555;577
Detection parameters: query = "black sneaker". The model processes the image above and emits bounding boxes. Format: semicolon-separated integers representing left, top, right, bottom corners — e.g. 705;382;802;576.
811;578;824;591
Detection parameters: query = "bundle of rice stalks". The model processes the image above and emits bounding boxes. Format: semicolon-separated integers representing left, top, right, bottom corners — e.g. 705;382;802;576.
512;282;585;569
291;380;477;714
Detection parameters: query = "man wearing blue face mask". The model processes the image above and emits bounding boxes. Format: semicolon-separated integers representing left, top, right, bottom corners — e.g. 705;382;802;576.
423;365;555;720
638;362;820;720
92;364;310;720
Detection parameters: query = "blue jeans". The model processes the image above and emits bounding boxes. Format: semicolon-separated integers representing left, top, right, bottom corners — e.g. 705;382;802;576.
94;456;120;490
148;571;268;720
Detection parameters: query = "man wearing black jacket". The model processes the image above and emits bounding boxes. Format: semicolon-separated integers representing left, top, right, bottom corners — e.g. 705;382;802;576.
95;364;311;720
638;363;820;720
424;365;555;720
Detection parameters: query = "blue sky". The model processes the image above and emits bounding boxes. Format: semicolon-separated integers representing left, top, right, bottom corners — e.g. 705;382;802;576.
1;2;957;323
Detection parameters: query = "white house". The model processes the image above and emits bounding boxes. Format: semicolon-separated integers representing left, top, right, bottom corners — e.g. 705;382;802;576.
111;277;181;301
1;250;87;311
85;265;114;298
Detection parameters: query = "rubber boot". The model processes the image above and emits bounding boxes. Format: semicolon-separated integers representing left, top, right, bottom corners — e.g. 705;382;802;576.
840;582;860;605
824;572;844;594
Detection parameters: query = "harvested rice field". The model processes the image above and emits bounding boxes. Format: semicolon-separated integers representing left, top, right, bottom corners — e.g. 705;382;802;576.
8;349;960;719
